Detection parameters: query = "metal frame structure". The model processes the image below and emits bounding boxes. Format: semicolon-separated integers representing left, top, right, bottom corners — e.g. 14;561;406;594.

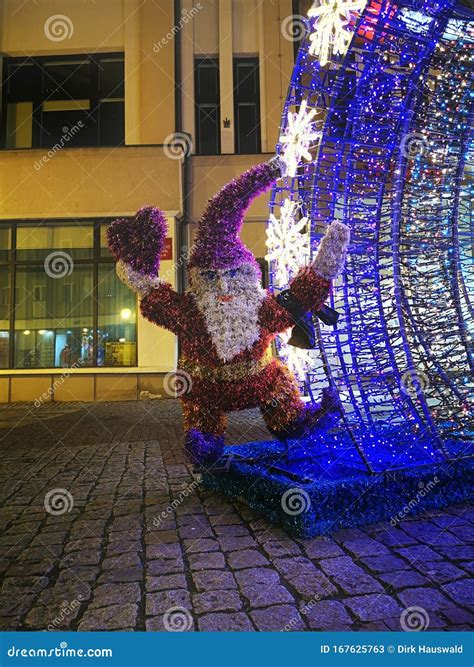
268;0;473;473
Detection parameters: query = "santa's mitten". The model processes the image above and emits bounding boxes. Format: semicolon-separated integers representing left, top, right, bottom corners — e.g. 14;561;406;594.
107;206;168;276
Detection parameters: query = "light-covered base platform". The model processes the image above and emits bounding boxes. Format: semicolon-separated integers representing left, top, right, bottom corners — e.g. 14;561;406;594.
201;441;473;538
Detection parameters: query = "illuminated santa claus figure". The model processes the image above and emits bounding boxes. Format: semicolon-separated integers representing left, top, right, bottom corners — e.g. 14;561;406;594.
107;156;350;467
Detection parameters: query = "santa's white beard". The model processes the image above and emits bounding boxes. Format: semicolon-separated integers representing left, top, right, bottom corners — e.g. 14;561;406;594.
190;265;266;362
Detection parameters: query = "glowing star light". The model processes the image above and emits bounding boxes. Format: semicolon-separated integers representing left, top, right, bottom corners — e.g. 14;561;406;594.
279;100;321;177
266;199;310;287
308;0;367;67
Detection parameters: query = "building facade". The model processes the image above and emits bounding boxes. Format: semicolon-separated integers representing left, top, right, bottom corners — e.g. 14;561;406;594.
0;0;295;402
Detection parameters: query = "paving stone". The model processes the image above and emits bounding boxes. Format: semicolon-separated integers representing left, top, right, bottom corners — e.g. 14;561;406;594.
145;589;191;616
440;607;474;625
146;574;188;592
413;560;465;584
345;594;403;622
227;550;269;569
303;537;345;559
289;572;338;600
241;584;294;609
371;527;418;548
90;583;141;608
400;522;462;546
198;612;253;631
384;612;446;631
208;514;241;526
434;546;474;561
60;551;101;568
361;555;408;573
183;539;220;553
147;557;184;576
395;545;444;563
6;560;55;577
343;538;389;557
78;603;138;630
459;561;474;575
260;540;301;558
188;551;226;570
106;541;141;557
192;570;237;592
24;600;84;630
19;545;63;561
213;525;250;537
398;587;455;612
251;605;305;631
319;556;383;595
146;543;182;559
234;567;280;587
442;579;474;608
218;536;257;552
97;566;143;583
102;553;142;570
378;570;428;590
447;525;474;543
303;600;353;630
193;590;243;614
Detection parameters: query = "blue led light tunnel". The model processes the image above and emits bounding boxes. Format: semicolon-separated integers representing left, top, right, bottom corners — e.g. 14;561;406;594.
269;0;473;474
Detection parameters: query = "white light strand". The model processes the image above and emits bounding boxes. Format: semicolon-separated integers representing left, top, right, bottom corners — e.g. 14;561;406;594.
307;0;367;66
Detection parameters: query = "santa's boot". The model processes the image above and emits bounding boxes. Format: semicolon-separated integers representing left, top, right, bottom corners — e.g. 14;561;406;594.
184;429;225;468
267;386;342;442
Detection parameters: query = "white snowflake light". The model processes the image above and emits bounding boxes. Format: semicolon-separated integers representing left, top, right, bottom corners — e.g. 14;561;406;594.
266;199;310;287
308;0;367;67
279;99;321;177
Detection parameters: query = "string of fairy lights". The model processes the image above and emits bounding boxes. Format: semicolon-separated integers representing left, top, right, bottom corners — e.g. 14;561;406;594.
266;0;473;471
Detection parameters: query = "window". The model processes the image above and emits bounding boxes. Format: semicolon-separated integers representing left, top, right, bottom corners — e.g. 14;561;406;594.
194;58;220;155
2;54;124;149
0;267;10;369
0;221;137;369
233;57;261;154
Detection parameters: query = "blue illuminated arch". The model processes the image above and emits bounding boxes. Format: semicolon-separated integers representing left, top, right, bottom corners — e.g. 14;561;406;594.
269;0;473;472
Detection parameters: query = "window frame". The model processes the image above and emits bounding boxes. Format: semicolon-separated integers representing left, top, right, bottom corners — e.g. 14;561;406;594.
0;218;138;369
1;52;125;150
233;56;261;155
194;57;221;155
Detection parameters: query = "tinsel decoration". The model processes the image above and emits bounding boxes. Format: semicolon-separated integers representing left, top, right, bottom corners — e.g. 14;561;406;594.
109;159;349;467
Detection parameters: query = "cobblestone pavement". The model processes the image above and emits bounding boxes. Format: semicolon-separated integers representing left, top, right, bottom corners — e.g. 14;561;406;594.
0;400;472;632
